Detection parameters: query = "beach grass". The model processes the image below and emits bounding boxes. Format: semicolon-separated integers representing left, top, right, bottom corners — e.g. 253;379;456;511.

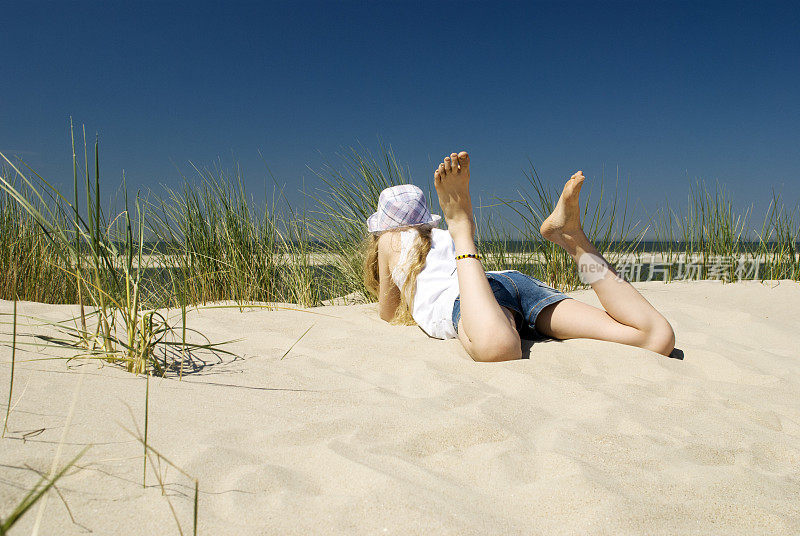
1;131;798;327
0;169;78;304
0;447;89;535
1;291;15;438
122;403;200;536
0;125;236;377
757;190;800;280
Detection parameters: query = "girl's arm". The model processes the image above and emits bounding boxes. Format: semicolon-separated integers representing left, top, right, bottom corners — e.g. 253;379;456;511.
377;233;401;322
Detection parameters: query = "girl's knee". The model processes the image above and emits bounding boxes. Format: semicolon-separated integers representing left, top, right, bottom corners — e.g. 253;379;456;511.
469;331;522;362
643;319;675;356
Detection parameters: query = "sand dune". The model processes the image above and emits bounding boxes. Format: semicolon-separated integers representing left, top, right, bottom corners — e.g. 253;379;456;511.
1;280;799;534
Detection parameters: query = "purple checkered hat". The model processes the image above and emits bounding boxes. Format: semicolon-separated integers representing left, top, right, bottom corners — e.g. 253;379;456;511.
367;184;441;233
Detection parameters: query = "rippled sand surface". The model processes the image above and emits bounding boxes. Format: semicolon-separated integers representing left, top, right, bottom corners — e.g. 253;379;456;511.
2;280;799;535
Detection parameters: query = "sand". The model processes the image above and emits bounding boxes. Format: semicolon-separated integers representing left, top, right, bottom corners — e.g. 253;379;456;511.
1;280;799;535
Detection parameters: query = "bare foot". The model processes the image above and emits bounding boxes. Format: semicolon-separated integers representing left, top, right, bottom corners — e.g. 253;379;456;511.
539;171;587;249
434;151;474;239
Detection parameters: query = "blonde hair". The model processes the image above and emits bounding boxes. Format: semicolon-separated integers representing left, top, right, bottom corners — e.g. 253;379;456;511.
363;226;433;325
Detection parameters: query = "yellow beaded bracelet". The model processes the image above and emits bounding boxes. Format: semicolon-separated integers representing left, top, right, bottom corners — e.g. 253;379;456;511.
455;253;482;261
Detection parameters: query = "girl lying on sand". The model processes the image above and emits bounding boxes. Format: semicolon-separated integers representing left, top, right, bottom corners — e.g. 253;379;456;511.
364;151;675;362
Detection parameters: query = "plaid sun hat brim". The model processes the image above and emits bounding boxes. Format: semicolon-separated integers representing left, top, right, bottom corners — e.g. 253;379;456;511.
367;212;441;233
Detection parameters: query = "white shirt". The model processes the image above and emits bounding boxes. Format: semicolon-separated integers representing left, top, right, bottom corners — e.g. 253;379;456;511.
391;228;460;339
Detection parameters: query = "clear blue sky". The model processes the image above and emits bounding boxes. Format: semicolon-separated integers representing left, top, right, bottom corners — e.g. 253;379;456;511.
2;0;798;229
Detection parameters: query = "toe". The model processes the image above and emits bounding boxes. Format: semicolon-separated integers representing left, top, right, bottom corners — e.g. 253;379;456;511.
438;163;446;177
444;157;452;173
457;151;469;171
450;153;458;172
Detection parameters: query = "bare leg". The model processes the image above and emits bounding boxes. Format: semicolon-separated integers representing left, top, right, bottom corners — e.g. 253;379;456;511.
536;171;675;355
434;152;521;362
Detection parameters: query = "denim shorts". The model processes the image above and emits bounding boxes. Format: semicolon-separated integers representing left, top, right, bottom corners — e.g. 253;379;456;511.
451;271;571;340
